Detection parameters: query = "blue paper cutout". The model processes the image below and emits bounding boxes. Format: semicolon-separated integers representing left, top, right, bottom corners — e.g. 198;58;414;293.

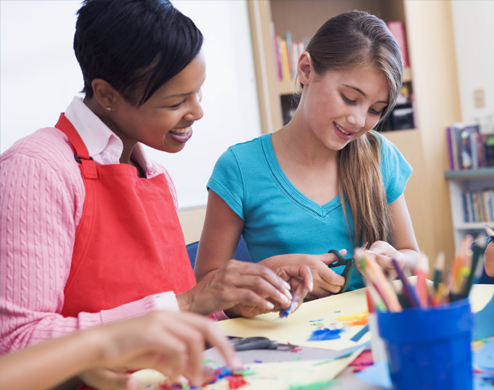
350;324;369;342
355;361;392;389
308;327;343;341
474;294;494;340
279;300;297;319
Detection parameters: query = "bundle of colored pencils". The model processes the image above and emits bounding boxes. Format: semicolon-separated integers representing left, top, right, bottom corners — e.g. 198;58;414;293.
355;225;492;312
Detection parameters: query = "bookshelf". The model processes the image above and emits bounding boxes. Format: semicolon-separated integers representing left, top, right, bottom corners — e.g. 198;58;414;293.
247;0;462;263
445;168;494;249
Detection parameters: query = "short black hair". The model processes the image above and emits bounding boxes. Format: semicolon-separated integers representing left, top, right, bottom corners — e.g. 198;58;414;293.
74;0;203;106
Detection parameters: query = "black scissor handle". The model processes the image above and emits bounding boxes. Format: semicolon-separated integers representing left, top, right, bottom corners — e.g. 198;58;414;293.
327;249;355;294
232;337;279;351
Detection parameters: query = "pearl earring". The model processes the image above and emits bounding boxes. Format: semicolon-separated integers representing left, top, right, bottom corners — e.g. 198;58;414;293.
106;107;111;111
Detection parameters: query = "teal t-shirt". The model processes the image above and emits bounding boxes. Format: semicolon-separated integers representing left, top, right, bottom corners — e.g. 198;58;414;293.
207;132;412;290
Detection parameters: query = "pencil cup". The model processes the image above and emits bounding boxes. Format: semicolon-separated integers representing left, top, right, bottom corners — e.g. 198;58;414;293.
377;299;473;390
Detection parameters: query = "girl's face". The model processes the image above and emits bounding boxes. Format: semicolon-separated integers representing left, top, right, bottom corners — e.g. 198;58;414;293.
300;64;389;151
110;51;206;154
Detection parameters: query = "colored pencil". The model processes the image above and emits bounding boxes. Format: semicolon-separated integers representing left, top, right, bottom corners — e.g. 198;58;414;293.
432;251;445;292
363;278;387;312
392;258;420;309
365;256;402;312
415;252;429;308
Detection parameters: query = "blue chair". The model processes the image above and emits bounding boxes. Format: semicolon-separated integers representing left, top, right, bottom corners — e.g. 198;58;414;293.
186;235;252;269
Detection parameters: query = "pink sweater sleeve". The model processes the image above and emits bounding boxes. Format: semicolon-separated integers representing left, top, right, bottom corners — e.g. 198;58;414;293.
0;130;159;354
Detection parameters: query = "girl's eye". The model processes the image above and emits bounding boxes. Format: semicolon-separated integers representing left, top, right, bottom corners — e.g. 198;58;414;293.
369;108;383;116
341;94;356;104
168;100;185;109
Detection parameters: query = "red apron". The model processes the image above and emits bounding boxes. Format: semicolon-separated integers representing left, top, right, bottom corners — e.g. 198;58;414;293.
56;112;196;317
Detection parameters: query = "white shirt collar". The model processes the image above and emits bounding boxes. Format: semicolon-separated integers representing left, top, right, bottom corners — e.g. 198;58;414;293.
64;96;155;175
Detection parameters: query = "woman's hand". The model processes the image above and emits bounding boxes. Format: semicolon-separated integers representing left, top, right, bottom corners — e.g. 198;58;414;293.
79;311;240;389
261;251;346;300
177;260;294;317
225;262;314;318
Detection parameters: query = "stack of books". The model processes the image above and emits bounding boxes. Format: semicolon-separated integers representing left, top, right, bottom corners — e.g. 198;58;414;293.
446;123;494;170
462;189;494;223
273;32;305;82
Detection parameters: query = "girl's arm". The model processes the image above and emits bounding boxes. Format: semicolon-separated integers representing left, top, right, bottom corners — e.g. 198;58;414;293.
194;190;245;282
194;190;344;315
484;240;494;277
0;311;239;390
366;194;420;276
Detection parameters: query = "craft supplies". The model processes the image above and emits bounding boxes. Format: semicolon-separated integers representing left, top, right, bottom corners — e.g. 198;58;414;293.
377;299;473;390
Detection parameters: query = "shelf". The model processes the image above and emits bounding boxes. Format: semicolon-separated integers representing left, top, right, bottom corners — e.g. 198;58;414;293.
444;167;494;181
454;222;493;230
403;67;412;83
278;80;301;95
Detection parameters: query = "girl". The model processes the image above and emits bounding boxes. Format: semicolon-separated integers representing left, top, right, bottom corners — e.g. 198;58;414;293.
195;11;420;299
0;0;312;388
0;311;239;390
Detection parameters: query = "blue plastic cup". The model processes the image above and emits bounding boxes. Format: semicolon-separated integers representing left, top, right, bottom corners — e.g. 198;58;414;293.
377;298;473;390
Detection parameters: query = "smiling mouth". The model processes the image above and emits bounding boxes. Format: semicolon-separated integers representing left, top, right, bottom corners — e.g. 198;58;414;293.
334;122;354;136
169;126;191;135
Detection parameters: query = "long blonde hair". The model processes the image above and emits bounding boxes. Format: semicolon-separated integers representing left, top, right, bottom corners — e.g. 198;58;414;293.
305;11;403;245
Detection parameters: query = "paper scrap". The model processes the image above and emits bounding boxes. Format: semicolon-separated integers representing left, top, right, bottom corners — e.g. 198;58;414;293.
476;341;494;370
355;361;392;389
350;324;369;342
308;328;343;341
350;350;373;372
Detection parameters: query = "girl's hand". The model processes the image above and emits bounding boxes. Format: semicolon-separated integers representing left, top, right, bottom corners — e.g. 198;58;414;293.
79;311;240;389
366;241;405;278
485;240;494;277
261;252;346;300
177;260;294;317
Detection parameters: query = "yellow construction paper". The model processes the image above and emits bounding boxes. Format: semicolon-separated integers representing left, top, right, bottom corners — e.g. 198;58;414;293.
131;347;364;390
335;311;368;321
218;288;370;351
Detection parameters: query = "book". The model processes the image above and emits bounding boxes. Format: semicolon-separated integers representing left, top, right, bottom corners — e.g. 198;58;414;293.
286;32;295;80
446;127;455;170
485;135;494;167
274;36;282;81
387;21;409;67
279;38;291;82
272;31;305;83
462;189;494;223
446;124;487;170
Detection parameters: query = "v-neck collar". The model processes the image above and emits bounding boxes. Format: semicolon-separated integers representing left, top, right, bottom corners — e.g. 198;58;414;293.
260;134;343;218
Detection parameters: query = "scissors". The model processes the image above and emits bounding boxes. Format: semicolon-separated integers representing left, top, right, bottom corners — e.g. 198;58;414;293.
231;337;280;351
327;249;355;293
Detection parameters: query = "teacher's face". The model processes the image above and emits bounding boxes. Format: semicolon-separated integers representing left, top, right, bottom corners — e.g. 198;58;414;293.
109;50;206;154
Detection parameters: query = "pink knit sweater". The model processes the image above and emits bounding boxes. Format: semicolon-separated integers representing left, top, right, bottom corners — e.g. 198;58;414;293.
0;100;181;353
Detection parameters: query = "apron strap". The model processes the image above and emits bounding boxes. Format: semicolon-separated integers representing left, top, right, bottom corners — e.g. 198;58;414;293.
55;113;98;179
